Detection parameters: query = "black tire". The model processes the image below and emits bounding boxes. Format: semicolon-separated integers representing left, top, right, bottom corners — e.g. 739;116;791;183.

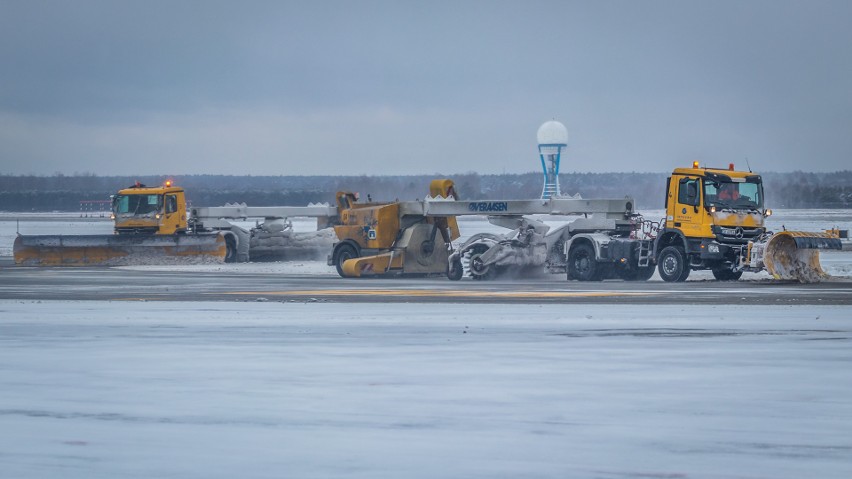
658;246;690;282
712;267;743;281
618;265;655;281
224;235;237;263
568;243;602;281
468;244;495;280
334;243;358;278
447;257;463;281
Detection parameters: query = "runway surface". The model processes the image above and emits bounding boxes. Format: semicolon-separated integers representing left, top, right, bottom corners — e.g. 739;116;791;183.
3;263;852;478
1;264;851;304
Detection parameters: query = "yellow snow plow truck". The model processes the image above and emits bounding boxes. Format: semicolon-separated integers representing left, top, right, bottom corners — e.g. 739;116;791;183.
13;181;240;266
556;162;846;283
651;162;845;282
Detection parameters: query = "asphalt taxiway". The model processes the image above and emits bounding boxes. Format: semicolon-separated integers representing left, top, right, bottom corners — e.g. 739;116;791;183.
1;264;850;304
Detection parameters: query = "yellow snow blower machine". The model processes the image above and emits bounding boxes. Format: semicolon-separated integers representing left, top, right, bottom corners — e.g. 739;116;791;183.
328;179;462;278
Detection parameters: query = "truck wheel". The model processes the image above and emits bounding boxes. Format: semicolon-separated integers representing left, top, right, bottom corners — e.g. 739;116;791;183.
334;243;358;278
468;244;495;280
658;246;690;282
712;268;743;281
568;243;602;281
447;258;463;281
224;235;237;263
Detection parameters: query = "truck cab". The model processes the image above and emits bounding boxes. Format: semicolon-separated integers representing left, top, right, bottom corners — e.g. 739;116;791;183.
656;162;768;281
112;181;188;235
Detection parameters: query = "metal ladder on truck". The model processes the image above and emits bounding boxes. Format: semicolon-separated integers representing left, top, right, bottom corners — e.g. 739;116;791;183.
637;239;652;267
635;217;660;268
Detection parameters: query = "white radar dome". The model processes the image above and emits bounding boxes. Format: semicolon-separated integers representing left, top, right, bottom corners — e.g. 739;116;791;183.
537;120;568;145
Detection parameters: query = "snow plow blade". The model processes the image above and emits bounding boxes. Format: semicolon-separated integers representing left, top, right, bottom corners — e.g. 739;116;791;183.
13;234;228;266
761;231;842;283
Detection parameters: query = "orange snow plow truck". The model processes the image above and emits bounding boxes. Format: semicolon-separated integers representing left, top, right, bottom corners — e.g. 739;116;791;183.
13;182;239;266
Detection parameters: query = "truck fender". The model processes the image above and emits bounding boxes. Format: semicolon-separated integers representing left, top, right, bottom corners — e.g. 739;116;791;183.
332;239;362;262
564;233;612;261
653;229;688;257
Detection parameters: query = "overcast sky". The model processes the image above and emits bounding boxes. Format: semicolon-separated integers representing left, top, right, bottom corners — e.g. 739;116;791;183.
1;0;851;176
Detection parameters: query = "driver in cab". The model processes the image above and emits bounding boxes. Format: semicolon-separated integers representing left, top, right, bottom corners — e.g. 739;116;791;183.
718;183;740;202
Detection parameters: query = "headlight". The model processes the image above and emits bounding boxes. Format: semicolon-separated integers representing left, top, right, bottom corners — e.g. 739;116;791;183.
764;208;773;217
708;244;720;253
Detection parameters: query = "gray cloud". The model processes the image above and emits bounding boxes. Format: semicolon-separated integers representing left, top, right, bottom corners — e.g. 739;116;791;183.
1;0;851;175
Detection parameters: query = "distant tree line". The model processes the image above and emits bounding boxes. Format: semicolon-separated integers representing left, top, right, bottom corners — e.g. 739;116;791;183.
0;171;849;211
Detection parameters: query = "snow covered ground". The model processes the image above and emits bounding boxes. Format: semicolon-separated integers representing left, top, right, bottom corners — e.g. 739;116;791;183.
1;301;851;478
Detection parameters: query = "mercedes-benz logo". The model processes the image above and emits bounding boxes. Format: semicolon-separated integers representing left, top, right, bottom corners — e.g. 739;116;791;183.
735;227;744;239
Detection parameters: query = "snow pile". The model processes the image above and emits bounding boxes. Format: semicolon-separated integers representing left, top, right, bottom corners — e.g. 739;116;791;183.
820;251;852;278
249;227;336;262
119;260;336;275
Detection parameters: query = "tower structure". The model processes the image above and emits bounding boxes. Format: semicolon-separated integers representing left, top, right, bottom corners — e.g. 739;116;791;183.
537;120;568;199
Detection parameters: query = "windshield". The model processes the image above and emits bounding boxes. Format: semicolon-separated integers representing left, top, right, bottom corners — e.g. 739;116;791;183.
704;179;763;210
113;194;163;215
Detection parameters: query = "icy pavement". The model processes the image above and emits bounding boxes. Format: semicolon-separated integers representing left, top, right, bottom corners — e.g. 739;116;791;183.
113;249;852;282
1;301;851;478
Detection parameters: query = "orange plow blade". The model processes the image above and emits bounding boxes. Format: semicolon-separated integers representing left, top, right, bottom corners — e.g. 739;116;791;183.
13;233;227;266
